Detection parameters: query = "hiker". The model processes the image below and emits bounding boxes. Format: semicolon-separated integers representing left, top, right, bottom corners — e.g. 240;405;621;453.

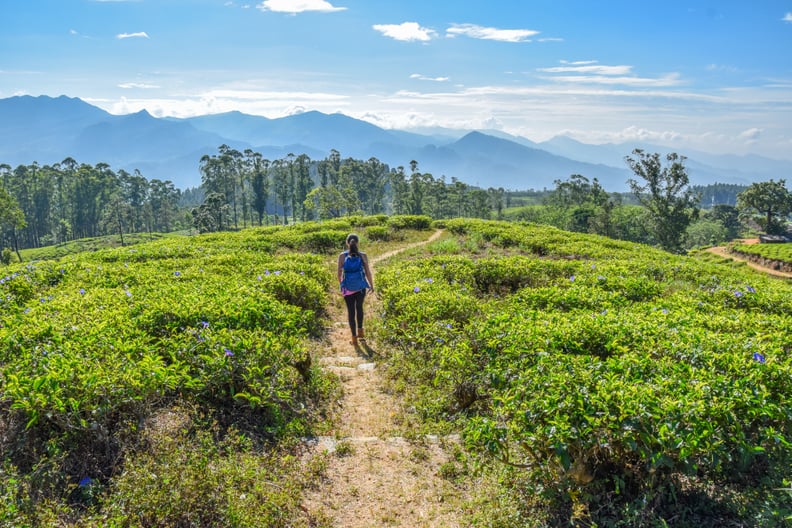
337;233;374;346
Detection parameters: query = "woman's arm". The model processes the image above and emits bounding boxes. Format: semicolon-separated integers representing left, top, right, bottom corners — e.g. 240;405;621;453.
362;254;374;290
337;253;345;284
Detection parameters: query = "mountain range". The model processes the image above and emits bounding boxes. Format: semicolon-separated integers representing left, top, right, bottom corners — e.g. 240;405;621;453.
1;95;789;192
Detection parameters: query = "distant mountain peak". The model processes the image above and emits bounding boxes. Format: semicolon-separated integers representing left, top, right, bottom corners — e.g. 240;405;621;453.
1;94;790;191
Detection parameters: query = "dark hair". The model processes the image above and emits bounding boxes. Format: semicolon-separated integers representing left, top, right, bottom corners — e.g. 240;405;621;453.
346;233;360;256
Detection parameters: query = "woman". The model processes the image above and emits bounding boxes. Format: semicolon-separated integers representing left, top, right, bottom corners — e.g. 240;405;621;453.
337;233;374;346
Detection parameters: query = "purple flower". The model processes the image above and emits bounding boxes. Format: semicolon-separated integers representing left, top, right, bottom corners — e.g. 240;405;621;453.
78;477;92;488
201;321;209;329
224;348;234;357
425;278;433;283
569;275;575;282
274;270;281;275
79;288;85;295
174;271;181;277
125;290;132;297
752;352;766;364
734;290;744;298
257;275;262;281
413;286;420;293
264;270;270;276
662;308;669;315
746;286;756;294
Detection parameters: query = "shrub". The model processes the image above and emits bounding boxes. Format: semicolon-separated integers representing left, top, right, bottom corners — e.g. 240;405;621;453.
364;225;392;241
387;215;432;230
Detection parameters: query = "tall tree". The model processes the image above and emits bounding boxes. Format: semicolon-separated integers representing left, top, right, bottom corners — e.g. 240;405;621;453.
245;150;270;226
272;158;291;225
0;185;26;262
626;150;700;253
293;153;313;221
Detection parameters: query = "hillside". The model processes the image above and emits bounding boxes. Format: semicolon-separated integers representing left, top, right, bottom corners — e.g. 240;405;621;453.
3;95;790;191
1;217;790;526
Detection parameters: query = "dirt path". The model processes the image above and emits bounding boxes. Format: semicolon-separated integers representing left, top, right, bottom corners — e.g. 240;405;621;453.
705;242;792;279
301;229;467;527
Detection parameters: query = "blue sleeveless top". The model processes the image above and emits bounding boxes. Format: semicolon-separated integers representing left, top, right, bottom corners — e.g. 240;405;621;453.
341;251;369;293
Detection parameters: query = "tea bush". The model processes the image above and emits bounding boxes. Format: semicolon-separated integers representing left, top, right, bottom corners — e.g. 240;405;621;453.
378;219;792;526
387;214;433;230
0;225;338;525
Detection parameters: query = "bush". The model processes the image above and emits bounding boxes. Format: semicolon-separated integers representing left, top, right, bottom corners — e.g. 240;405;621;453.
365;225;392;241
388;215;432;230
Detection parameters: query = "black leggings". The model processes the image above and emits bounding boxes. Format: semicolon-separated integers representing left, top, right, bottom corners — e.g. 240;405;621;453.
343;290;366;336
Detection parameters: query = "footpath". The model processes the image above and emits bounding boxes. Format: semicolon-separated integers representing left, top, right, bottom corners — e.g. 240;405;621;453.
705;241;792;279
301;230;469;527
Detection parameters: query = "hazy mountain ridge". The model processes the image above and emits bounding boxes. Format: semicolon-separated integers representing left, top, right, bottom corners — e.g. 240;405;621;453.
1;95;788;191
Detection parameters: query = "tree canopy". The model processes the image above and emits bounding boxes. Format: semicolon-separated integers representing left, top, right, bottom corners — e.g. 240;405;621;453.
736;179;792;235
626;149;700;253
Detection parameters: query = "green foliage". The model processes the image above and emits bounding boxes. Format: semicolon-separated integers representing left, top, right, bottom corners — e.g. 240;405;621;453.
387;214;433;230
364;225;393;241
626;149;700;253
737;180;792;235
731;241;792;265
97;429;325;528
377;218;792;526
0;225;337;524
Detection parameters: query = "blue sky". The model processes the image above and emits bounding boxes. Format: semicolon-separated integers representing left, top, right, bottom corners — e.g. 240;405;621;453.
2;0;792;159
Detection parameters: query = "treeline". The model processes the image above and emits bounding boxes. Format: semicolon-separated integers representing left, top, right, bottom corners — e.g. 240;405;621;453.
0;159;183;254
190;146;506;233
1;145;776;258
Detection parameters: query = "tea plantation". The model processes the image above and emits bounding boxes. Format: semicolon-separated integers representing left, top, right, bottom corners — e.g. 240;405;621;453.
375;219;791;526
1;216;790;526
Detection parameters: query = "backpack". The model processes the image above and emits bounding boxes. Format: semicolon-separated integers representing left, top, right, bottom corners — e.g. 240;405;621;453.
341;252;369;293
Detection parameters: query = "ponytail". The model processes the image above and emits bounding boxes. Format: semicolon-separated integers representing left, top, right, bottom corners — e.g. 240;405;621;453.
346;234;360;256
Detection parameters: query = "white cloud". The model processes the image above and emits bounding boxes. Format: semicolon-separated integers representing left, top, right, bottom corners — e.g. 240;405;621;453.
117;32;149;39
539;64;633;76
544;73;682;87
739;128;762;142
446;23;539;43
373;22;436;42
783;12;792;22
118;82;160;89
410;73;449;82
537;61;682;87
257;0;346;14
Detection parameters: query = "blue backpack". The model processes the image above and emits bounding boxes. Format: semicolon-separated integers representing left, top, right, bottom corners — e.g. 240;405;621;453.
341;252;369;293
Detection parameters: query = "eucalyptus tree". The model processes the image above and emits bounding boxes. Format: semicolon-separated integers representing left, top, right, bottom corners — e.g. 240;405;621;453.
407;161;429;215
271;158;291;225
244;150;270;226
389;166;410;215
0;184;26;262
488;187;506;220
218;145;244;228
148;179;181;232
468;188;492;218
119;169;149;233
359;157;388;214
293;153;313;222
448;178;470;218
423;174;448;219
